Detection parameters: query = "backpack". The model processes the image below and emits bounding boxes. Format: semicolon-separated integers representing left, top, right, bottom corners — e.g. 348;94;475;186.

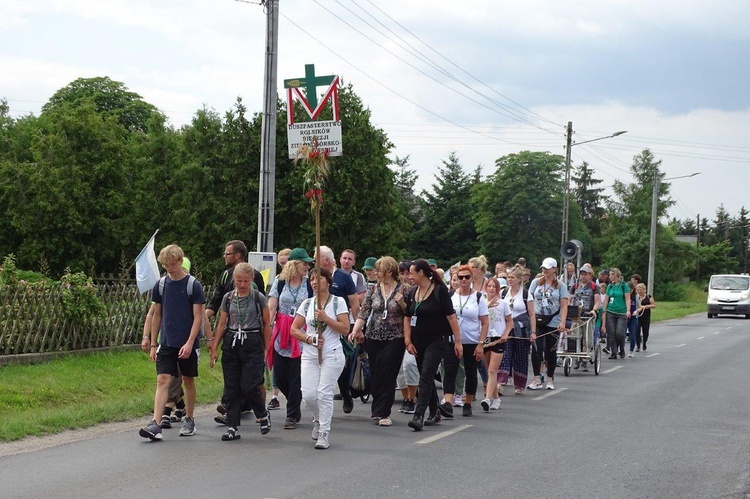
276;278;314;298
501;287;529;302
159;275;197;301
449;289;483;304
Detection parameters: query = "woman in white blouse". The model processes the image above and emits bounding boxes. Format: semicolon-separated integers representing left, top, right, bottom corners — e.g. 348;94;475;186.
290;267;350;450
441;264;489;418
481;277;513;411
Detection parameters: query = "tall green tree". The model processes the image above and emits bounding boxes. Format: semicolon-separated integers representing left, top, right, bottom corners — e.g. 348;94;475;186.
601;149;692;295
473;150;576;268
411;152;478;266
42;76;160;133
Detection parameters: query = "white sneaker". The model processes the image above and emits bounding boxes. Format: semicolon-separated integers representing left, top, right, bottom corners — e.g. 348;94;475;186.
311;419;320;441
528;378;543;390
453;394;463;407
314;431;329;449
628;351;635;358
546;378;555;390
490;398;501;410
480;398;491;412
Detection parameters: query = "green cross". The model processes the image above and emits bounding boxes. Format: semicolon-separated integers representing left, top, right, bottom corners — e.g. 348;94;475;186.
283;64;335;110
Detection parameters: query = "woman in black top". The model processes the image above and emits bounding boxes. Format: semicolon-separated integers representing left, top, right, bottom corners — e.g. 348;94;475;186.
403;259;462;431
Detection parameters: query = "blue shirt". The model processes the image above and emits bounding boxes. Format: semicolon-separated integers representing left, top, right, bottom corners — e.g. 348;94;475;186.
152;274;206;348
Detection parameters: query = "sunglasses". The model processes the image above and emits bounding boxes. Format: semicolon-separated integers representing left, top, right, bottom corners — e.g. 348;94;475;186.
457;275;472;280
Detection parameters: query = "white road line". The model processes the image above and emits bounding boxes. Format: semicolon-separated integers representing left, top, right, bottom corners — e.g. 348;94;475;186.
714;331;720;335
726;326;733;329
697;336;705;340
647;352;660;358
532;387;569;401
416;424;472;444
601;366;623;375
675;343;687;348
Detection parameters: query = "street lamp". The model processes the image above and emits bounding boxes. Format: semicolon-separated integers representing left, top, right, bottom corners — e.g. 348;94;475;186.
561;123;627;246
647;171;701;295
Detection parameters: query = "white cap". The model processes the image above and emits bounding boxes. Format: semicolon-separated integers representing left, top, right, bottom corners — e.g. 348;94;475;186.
541;257;558;270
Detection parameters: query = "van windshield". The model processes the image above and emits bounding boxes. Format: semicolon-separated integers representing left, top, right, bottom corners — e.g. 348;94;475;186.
710;276;750;291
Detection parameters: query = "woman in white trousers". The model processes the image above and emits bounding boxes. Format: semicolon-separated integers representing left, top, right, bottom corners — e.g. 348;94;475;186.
291;267;350;449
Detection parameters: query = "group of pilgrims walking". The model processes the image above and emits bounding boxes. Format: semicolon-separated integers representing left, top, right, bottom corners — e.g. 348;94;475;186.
139;241;655;449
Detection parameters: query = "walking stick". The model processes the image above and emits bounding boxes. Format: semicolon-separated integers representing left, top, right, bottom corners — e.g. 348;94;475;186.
296;137;330;365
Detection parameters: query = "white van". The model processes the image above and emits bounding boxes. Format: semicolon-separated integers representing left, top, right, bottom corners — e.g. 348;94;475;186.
707;274;750;318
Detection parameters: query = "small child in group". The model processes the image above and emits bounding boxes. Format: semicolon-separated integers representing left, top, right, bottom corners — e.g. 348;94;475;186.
209;263;273;441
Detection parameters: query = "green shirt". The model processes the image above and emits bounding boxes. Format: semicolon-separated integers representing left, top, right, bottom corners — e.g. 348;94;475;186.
605;282;630;315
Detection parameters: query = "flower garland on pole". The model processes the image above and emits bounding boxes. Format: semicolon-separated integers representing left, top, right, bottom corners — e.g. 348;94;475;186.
295;136;330;364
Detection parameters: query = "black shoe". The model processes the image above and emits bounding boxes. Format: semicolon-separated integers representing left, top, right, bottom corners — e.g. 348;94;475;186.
643;343;647;351
343;401;353;414
333;394;343;400
424;412;441;426
408;415;424;431
267;397;280;410
462;403;472;417
214;414;228;425
221;427;240;441
438;402;454;419
216;404;227;415
608;354;617;360
259;413;271;435
619;352;625;359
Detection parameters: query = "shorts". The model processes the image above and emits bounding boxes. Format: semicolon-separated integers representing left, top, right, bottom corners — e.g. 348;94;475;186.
156;345;199;378
484;337;505;355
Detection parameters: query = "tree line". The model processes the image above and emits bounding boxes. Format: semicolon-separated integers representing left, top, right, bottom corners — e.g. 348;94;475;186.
0;77;745;297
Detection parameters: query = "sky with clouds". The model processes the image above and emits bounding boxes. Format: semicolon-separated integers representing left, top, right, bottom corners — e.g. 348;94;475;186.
2;0;749;228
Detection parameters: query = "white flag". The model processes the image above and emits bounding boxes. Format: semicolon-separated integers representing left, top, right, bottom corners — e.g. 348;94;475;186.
135;230;160;294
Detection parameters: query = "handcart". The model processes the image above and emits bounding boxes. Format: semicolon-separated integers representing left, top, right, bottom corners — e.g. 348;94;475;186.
557;310;601;376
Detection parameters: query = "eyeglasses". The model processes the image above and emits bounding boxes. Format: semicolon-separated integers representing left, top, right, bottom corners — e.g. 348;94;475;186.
457;275;472;280
223;252;237;257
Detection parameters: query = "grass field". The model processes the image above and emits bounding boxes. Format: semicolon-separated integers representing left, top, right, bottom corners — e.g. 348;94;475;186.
0;349;224;442
0;294;710;442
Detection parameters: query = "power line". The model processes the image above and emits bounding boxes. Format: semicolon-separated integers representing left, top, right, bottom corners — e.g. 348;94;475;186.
278;12;537;148
363;0;564;130
311;0;560;134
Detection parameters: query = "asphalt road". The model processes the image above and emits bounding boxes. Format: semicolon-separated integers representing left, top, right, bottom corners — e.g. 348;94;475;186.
1;313;749;498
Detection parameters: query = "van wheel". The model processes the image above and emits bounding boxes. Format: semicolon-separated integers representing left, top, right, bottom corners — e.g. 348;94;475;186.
707;313;714;319
745;314;750;319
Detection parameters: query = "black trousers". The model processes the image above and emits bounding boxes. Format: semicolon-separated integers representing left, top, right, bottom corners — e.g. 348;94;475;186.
443;341;479;397
638;318;651;347
221;333;267;428
413;335;446;418
273;350;302;419
531;325;559;378
365;337;406;419
337;324;355;406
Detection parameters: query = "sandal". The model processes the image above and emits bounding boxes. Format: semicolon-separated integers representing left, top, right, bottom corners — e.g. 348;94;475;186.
221;427;240;441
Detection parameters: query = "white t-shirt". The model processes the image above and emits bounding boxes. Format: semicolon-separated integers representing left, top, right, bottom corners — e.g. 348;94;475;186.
297;295;349;359
451;291;489;344
502;287;533;318
487;299;512;338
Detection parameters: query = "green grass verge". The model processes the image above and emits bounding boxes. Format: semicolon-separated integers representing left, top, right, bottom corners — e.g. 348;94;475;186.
0;350;224;442
651;301;706;322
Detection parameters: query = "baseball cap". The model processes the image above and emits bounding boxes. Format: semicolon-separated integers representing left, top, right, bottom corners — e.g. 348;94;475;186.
541;257;558;270
580;263;593;274
288;247;314;263
427;258;437;267
362;256;377;270
600;268;609;275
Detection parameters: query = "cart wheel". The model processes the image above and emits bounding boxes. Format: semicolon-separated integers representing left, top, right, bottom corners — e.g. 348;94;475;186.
563;357;571;377
594;344;601;375
360;394;370;403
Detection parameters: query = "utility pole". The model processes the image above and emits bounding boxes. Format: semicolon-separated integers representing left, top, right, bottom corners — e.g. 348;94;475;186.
695;213;700;282
647;170;659;296
256;0;279;253
561;121;573;248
